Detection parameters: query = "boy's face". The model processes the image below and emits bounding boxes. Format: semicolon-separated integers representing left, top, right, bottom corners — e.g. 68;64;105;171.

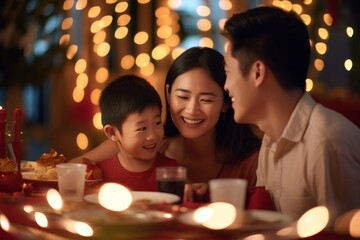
115;106;164;161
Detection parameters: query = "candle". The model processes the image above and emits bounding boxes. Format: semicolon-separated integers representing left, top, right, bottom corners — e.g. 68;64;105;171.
13;108;22;171
0;108;6;158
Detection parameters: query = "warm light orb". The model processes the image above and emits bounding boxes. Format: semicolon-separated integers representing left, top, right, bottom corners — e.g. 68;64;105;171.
88;6;101;18
75;0;87;10
76;133;89;150
135;53;150;68
323;13;333;26
73;87;85;103
300;14;311;25
95;67;109;83
218;0;232;11
243;234;265;240
314;59;324;71
194;202;236;230
59;34;70;46
346;27;354;37
318;28;329;40
297;206;329;238
75;59;87;74
66;45;78;59
90;88;101;105
152;44;170;60
140;62;155;76
306;78;314;92
96;42;110;57
76;73;89;89
196;6;210;17
93;31;106;44
92;112;103;130
74;221;94;237
121;55;135;69
62;17;73;30
277;227;295;237
115;27;129;39
315;42;327;55
134;31;149;45
0;214;10;232
194;206;214;223
98;183;132;211
35;212;48;228
199;37;213;48
197;18;211;31
46;189;63;210
157;25;172;39
344;59;353;71
115;2;129;13
117;14;131;26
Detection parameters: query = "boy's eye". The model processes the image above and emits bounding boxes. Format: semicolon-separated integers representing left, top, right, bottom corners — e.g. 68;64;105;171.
136;127;146;132
155;120;163;126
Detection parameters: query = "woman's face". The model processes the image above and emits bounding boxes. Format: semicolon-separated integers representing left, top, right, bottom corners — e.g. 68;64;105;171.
167;68;225;140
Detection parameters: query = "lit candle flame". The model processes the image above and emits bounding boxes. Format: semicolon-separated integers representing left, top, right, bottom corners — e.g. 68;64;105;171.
0;213;10;232
34;212;48;228
297;206;329;237
193;202;236;230
98;183;132;211
46;188;63;210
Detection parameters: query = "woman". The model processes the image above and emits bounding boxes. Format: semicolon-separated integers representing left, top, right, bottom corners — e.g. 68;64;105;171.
71;47;262;198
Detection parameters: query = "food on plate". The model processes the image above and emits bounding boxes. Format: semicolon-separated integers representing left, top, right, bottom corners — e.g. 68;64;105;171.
33;150;102;181
34;149;67;180
84;161;103;180
0;157;16;172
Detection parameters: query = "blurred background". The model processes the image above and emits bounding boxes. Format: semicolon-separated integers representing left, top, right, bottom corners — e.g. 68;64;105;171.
1;0;360;160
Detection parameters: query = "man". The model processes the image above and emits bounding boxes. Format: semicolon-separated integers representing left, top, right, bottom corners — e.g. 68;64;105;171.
223;6;360;226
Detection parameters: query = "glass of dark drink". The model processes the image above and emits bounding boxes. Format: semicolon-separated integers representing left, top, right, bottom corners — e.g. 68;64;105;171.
156;166;186;203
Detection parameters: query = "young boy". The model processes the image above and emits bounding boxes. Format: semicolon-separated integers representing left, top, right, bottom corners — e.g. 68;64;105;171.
97;74;178;191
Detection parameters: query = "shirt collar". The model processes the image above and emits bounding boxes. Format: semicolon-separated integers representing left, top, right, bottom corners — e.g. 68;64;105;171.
262;93;316;146
281;93;316;142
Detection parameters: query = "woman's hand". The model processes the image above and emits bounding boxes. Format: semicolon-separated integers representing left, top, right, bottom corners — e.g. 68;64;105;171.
184;183;208;202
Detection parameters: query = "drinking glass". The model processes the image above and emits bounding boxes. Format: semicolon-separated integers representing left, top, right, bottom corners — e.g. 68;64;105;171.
56;163;86;201
209;178;248;210
156;166;186;203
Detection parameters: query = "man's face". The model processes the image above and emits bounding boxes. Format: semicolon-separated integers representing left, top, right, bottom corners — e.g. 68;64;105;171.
224;43;256;124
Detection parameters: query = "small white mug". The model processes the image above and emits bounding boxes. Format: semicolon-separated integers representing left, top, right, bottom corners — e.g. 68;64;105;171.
209;178;248;210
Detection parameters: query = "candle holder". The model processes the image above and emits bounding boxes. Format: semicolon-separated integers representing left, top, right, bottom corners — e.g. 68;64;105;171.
0;108;23;193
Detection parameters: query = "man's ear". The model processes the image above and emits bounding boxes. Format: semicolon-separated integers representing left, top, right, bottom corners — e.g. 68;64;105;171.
103;124;118;141
253;60;266;87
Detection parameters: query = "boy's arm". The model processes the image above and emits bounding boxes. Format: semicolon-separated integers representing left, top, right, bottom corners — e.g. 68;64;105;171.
69;139;118;163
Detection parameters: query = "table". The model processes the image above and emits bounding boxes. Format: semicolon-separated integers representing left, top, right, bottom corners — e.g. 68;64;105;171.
0;192;357;240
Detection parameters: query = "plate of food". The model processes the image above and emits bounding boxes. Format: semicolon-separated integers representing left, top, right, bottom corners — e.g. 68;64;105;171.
20;160;36;172
22;172;103;189
85;191;180;205
177;209;293;234
21;149;103;191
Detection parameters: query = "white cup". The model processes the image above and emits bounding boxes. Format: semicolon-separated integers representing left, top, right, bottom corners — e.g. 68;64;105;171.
209;178;248;210
56;163;86;201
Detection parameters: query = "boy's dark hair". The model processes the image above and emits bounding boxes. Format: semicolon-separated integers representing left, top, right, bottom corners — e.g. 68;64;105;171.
222;6;310;91
99;74;162;131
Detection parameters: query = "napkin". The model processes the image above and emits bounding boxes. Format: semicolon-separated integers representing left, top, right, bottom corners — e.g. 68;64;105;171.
246;186;275;210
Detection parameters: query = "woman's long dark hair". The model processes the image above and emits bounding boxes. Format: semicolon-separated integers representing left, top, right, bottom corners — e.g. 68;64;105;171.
164;47;261;164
